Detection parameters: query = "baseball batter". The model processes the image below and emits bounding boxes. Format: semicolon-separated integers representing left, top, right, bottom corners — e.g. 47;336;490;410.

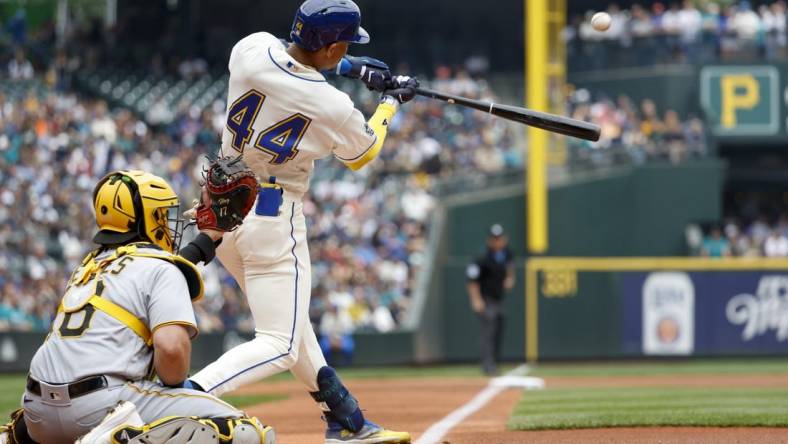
1;171;273;444
187;0;416;442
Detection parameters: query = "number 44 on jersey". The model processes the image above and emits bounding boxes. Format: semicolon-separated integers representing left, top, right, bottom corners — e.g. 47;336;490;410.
226;89;312;165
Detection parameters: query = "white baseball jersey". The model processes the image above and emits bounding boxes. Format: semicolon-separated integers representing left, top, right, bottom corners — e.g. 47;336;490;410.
219;32;377;198
29;247;198;383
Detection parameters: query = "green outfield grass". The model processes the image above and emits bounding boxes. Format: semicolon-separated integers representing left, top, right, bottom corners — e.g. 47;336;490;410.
509;387;788;430
529;358;788;377
512;359;788;430
0;374;25;419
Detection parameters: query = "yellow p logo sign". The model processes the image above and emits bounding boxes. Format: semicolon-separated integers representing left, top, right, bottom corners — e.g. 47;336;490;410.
720;74;759;128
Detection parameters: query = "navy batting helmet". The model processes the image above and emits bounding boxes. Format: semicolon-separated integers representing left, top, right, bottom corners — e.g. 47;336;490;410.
290;0;370;51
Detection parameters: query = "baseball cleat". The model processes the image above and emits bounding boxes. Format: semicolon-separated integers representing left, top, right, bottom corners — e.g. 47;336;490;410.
325;420;410;444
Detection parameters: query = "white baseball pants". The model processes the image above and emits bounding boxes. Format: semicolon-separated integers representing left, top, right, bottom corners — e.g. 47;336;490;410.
191;198;327;396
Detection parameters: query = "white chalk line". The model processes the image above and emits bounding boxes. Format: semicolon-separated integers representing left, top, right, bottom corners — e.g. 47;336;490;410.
413;364;543;444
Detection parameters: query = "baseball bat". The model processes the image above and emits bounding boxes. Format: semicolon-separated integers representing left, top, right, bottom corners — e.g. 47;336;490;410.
415;88;601;142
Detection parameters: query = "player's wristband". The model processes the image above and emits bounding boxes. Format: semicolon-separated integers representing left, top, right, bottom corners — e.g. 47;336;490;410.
179;233;222;265
379;95;400;109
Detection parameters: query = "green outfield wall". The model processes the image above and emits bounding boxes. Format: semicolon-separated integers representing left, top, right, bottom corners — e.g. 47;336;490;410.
445;159;725;259
435;159;726;362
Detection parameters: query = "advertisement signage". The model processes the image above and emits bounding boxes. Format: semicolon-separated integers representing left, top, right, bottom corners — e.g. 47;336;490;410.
641;272;695;356
700;65;781;137
622;271;788;355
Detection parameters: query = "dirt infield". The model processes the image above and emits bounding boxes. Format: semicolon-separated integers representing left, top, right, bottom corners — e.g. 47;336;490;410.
235;374;788;444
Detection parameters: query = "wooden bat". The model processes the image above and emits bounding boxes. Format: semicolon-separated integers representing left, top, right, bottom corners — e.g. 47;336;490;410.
415;88;601;142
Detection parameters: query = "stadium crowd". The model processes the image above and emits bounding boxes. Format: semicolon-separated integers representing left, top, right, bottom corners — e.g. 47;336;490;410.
0;66;528;335
689;191;788;257
0;13;711;336
690;218;788;257
566;88;707;165
566;0;788;68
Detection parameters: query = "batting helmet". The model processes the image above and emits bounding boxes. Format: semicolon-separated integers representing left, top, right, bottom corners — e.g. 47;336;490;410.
290;0;370;52
92;170;184;253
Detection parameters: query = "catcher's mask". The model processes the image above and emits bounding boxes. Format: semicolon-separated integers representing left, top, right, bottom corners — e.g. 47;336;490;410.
92;170;184;253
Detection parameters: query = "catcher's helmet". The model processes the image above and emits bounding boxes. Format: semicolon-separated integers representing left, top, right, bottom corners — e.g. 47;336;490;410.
92;170;184;253
290;0;370;51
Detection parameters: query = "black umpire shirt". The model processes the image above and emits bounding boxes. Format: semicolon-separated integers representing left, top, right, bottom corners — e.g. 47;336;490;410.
466;247;514;303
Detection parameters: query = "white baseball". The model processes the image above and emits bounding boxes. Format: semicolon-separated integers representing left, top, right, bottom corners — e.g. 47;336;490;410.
591;12;612;32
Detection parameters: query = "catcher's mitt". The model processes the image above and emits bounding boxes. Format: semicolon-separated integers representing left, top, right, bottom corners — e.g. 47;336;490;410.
195;156;258;232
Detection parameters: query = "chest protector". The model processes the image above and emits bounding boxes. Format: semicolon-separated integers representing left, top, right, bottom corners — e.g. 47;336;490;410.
57;243;203;347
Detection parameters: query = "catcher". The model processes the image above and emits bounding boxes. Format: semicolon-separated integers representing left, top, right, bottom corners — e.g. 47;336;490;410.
0;165;269;444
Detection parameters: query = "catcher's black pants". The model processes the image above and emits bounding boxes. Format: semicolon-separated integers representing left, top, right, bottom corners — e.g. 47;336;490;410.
477;300;504;375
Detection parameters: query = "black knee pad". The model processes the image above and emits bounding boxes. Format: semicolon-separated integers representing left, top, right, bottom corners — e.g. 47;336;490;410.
309;366;364;432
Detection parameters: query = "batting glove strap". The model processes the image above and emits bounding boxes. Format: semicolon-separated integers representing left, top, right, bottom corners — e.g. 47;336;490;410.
338;56;392;92
383;75;419;104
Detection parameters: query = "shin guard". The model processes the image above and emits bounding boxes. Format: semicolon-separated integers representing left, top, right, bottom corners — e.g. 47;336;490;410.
309;366;365;432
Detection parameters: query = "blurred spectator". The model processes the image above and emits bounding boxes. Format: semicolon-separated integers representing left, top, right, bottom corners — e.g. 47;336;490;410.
319;304;355;366
566;89;706;165
370;298;396;333
631;4;656;36
7;10;27;45
178;57;208;81
8;48;33;80
731;1;761;41
691;207;788;258
763;230;788;257
749;215;772;245
701;226;732;257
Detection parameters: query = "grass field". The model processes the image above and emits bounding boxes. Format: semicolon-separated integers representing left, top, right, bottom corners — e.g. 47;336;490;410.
509;387;788;430
512;359;788;431
528;358;788;377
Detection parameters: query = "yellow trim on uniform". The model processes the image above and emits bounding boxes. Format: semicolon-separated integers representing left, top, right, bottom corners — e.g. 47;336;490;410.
57;243;204;348
242;418;267;442
125;249;205;301
124;382;239;411
89;295;153;346
152;321;199;339
80;243;204;301
345;102;398;171
529;256;788;271
525;261;538;363
57;275;151;345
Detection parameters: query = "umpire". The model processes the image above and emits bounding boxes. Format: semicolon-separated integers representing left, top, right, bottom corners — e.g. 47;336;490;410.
466;224;515;376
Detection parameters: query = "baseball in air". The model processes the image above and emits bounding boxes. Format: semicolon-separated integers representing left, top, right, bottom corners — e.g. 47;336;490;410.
591;12;612;32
